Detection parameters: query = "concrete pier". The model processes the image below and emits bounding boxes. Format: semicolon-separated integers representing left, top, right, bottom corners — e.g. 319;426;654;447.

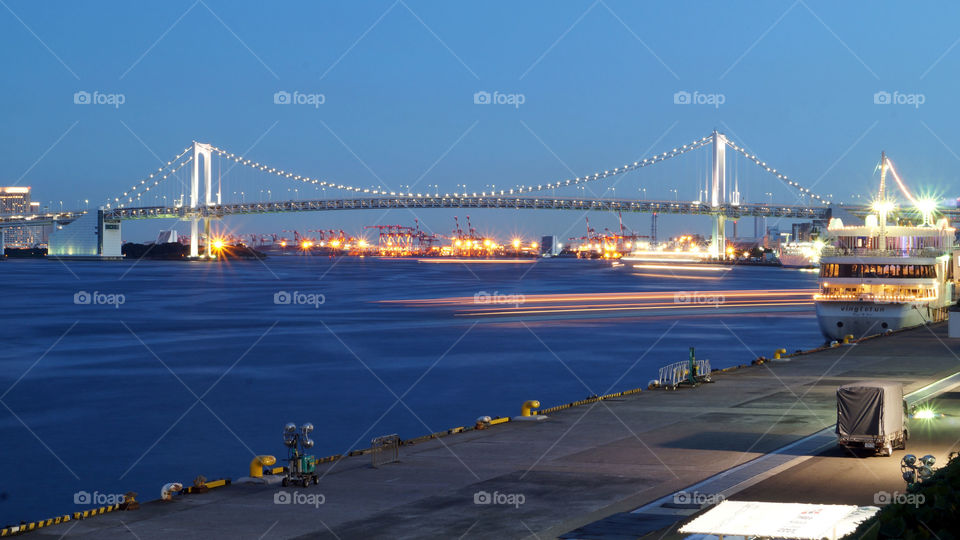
28;324;960;539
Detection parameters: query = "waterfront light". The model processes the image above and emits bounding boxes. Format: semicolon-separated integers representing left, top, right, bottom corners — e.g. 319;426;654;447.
212;239;225;251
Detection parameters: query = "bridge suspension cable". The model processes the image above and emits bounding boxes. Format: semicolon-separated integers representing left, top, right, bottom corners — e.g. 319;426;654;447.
106;146;193;208
502;135;715;197
108;132;831;209
205;144;395;196
722;138;830;204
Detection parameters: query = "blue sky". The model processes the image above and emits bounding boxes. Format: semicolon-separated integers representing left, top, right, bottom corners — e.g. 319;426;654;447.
2;0;960;241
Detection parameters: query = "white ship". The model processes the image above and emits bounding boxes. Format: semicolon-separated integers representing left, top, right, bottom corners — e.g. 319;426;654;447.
815;153;958;340
778;240;825;268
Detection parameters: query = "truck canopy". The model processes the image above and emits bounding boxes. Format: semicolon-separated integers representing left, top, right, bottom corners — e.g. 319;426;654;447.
836;381;904;438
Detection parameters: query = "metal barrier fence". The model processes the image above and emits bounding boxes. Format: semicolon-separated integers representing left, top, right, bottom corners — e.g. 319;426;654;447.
371;434;400;468
658;359;711;389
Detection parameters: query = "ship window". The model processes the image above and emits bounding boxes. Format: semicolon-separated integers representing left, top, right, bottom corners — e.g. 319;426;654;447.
823;263;935;279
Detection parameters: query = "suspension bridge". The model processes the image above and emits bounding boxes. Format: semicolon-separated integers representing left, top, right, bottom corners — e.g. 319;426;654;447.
0;130;916;259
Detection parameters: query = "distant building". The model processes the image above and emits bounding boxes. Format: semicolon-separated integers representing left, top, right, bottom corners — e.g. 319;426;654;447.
0;186;31;213
540;235;560;257
157;230;179;244
0;187;47;247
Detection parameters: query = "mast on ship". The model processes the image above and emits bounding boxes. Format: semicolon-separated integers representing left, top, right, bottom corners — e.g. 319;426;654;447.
877;151;889;250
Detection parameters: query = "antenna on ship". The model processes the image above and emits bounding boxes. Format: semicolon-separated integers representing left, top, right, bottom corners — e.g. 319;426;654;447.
877;151;890;249
878;151;887;203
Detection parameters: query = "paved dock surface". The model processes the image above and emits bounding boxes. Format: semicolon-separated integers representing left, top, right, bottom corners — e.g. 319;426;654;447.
32;323;960;539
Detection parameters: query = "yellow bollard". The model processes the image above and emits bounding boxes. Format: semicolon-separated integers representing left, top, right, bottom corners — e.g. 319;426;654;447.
843;334;854;345
521;400;541;417
773;348;787;360
249;455;277;478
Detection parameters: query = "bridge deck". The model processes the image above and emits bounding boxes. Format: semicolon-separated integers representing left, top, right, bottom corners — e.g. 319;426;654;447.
103;197;833;221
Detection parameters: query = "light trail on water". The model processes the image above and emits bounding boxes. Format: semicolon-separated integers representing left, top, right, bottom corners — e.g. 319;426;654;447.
384;289;817;319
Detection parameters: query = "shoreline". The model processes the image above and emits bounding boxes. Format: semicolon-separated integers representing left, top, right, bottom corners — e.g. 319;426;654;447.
13;321;958;538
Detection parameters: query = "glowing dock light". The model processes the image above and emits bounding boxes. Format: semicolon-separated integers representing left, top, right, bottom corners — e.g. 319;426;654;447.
211;239;225;251
301;240;313;249
512;239;521;249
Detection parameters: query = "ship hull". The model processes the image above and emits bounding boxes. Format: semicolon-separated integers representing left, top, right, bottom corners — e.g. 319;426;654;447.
815;301;934;340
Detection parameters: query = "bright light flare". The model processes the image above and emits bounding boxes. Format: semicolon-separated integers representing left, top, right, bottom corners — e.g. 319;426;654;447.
913;407;938;420
915;198;938;214
871;199;897;214
212;239;225;250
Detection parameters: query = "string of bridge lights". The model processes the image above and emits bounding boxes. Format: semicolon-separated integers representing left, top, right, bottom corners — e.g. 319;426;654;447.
205;135;716;199
106;146;193;208
110;133;830;207
501;135;715;196
722;139;831;205
206;144;386;195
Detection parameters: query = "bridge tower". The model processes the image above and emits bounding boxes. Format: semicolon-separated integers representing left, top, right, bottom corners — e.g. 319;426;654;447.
710;130;727;257
189;142;214;258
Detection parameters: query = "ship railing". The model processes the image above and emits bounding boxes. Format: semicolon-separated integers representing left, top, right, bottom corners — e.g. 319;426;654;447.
371;434;400;468
657;359;711;390
820;247;947;258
